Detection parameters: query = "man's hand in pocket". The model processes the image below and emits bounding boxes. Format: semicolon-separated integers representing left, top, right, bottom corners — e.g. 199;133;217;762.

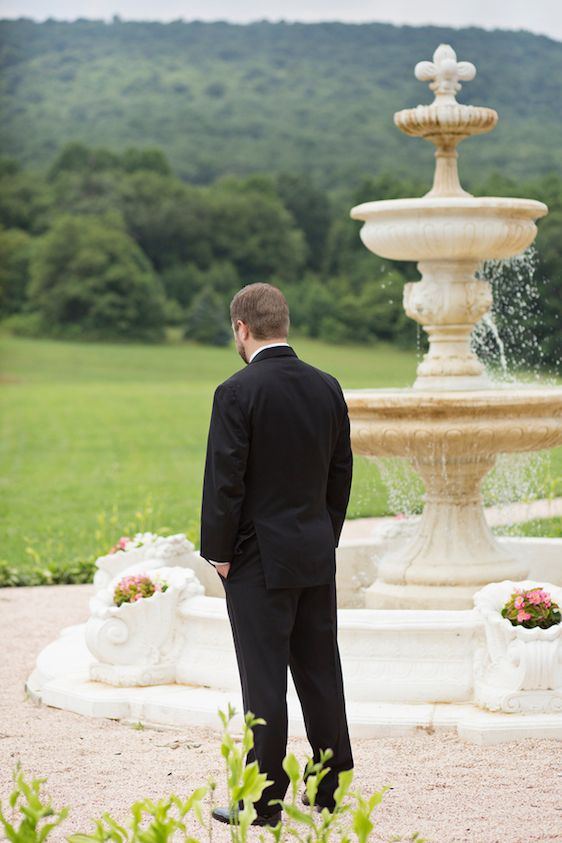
216;563;231;579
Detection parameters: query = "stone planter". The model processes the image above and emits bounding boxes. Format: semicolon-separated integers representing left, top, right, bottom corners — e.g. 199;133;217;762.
86;566;204;686
93;534;196;591
473;580;562;713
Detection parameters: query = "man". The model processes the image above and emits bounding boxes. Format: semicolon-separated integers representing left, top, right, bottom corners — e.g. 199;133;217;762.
200;282;353;826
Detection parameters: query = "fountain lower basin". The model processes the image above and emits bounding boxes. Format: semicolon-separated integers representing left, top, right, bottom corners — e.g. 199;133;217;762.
347;385;562;457
346;385;562;608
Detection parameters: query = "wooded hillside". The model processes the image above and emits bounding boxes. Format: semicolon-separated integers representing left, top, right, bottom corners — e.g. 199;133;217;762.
1;19;561;189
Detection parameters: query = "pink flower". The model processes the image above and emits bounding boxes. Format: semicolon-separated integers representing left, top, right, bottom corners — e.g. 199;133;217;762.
517;610;531;622
527;590;543;605
514;596;525;609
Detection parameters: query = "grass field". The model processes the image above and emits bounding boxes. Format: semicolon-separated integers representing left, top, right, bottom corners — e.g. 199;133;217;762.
1;335;560;573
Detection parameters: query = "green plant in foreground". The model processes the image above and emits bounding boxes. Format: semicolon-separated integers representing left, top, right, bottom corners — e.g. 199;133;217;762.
0;763;69;842
1;708;427;842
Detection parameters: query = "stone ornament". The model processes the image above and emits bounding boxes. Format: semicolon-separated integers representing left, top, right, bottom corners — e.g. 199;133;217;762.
415;44;476;100
474;581;562;714
395;45;497;199
86;566;204;686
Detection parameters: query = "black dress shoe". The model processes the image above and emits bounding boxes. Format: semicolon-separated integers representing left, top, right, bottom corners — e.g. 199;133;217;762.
212;806;282;827
301;792;335;813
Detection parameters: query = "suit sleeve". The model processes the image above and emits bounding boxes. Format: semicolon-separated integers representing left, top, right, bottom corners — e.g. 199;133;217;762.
326;397;353;546
200;382;249;564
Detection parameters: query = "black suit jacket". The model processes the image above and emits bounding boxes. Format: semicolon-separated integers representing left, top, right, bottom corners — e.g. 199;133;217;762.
200;346;353;588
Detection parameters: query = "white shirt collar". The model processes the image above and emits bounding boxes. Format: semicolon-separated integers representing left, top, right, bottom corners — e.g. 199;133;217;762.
249;342;290;363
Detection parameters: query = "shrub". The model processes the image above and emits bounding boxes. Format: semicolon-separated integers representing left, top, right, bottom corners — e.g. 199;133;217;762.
0;228;34;316
0;558;96;588
2;312;47;338
27;215;166;342
184;287;231;346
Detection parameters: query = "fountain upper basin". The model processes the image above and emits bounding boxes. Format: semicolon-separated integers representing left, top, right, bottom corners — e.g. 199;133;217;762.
350;196;547;262
345;385;562;459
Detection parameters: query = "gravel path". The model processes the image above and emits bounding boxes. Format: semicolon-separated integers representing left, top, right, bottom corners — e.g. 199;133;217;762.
1;584;561;843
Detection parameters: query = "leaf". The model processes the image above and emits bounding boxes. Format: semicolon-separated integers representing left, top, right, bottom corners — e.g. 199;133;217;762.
368;787;388;811
305;775;318;808
281;804;315;828
353;810;374;843
334;768;354;807
282;753;301;800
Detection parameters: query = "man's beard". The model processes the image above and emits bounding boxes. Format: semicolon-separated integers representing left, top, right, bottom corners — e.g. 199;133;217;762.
236;338;248;364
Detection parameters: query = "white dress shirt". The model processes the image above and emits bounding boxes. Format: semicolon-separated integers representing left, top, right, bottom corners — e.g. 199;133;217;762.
248;342;290;363
208;342;290;566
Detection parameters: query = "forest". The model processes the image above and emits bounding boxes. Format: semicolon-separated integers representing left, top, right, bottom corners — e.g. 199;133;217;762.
1;19;562;187
1;142;561;368
0;20;561;368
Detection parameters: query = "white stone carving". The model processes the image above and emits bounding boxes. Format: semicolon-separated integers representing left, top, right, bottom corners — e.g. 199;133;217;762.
474;581;562;713
86;566;204;686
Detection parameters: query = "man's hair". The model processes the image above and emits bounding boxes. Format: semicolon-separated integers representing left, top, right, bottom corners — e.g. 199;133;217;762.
230;283;290;340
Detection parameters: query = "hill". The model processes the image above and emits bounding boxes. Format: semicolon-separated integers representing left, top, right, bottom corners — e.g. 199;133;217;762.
1;19;561;190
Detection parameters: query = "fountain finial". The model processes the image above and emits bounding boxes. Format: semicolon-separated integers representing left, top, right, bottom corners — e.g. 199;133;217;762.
394;43;497;197
415;44;476;103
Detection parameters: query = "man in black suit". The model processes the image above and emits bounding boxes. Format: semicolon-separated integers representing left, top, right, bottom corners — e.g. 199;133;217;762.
200;282;353;826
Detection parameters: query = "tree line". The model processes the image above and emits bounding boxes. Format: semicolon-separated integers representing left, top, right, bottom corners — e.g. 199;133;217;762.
0;143;560;369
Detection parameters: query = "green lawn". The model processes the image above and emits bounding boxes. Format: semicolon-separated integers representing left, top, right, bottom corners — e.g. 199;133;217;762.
1;335;560;573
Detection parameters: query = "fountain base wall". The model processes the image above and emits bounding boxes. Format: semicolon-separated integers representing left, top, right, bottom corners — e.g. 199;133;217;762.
27;536;562;745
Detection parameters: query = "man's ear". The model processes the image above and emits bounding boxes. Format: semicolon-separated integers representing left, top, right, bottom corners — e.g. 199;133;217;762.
236;320;250;341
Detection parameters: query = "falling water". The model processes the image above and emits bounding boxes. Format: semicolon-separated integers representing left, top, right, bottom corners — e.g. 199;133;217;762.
472;247;554;383
369;248;557;531
478;313;508;378
372;457;424;516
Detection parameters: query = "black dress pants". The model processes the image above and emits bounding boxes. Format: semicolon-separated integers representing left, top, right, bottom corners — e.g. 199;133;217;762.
221;537;353;815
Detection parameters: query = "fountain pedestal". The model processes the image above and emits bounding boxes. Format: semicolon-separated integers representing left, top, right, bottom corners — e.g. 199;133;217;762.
366;457;527;609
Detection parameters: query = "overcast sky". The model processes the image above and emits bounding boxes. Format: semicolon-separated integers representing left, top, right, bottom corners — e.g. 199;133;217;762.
1;0;561;42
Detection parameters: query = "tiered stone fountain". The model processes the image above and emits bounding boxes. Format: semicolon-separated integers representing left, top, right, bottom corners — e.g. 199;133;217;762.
347;44;561;610
28;45;562;743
